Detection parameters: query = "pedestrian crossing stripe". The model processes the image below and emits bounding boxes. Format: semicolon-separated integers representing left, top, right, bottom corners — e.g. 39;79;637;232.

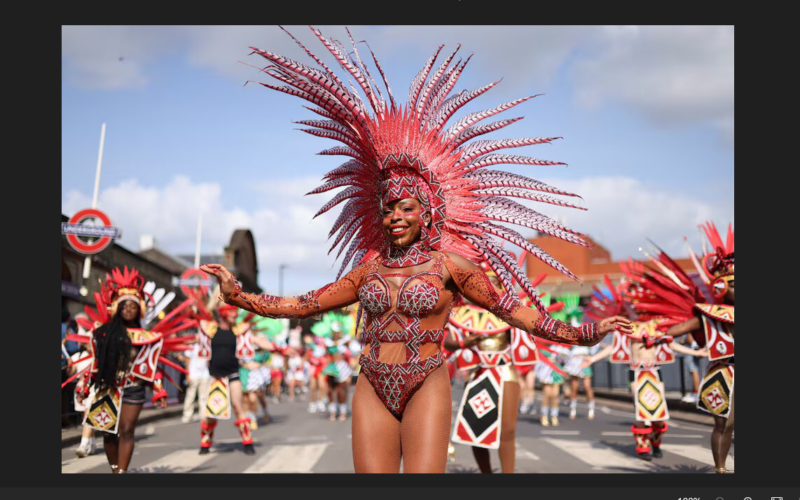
542;438;657;472
661;444;734;469
243;443;330;473
61;455;109;474
63;438;725;474
132;449;217;473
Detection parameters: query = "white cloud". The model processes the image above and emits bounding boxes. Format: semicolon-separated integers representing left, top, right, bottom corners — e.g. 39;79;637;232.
62;175;346;294
571;26;734;143
62;173;733;295
517;175;734;261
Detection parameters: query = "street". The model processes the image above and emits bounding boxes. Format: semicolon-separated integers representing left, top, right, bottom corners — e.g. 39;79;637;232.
61;384;732;474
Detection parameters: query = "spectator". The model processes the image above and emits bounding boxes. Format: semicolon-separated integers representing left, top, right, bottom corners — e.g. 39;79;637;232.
180;337;211;423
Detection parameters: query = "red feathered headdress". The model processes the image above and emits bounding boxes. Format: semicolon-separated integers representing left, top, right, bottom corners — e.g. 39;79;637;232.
103;266;153;317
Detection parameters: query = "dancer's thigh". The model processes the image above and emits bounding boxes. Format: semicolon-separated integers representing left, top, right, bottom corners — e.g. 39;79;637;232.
400;365;451;473
352;374;401;473
502;381;520;437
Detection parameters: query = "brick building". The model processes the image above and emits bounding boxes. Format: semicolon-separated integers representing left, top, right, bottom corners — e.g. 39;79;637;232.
525;234;696;298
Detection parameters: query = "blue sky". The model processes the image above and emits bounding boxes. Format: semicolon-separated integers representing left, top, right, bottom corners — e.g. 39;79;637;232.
62;26;733;294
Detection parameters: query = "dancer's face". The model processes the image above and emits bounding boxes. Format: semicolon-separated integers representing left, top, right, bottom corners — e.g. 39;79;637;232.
382;198;430;247
724;278;734;303
222;309;238;324
120;300;140;323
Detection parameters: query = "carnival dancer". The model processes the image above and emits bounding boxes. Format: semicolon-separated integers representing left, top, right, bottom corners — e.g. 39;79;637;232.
203;26;631;472
535;339;569;427
66;267;196;473
302;330;329;413
196;303;274;455
444;263;542;473
581;275;707;460
564;343;601;420
583;318;707;460
268;345;286;404
285;346;308;401
626;223;734;472
69;313;97;458
311;311;354;417
322;324;354;421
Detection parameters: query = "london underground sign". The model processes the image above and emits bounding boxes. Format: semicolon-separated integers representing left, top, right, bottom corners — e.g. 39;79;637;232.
62;208;120;254
176;268;214;298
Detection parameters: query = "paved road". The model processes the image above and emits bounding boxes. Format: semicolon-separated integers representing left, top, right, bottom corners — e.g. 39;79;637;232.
61;385;732;474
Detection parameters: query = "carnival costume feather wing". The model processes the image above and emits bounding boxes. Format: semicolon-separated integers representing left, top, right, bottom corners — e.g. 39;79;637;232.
620;222;733;329
249;26;590;313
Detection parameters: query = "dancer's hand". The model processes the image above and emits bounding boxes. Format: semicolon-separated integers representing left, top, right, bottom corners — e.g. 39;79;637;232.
155;397;168;409
461;335;481;348
694;347;709;357
598;316;633;336
580;357;594;369
200;264;237;300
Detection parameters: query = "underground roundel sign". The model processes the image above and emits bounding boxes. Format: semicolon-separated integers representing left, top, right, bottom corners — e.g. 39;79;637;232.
179;268;214;298
61;208;120;254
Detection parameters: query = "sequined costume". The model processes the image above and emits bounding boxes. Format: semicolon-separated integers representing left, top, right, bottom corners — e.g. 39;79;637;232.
622;222;734;418
448;304;537;452
218;26;621;472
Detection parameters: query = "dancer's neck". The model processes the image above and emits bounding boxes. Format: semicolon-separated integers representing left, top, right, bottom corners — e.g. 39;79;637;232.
384;239;433;268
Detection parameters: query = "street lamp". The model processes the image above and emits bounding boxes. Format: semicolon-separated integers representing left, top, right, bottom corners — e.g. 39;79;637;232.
278;264;288;297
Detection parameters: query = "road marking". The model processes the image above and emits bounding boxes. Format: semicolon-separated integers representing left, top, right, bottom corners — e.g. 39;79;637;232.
285;435;328;443
668;422;712;433
243;443;330;473
661;444;735;468
62;454;110;474
543;438;656;473
143;425;155;436
515;441;540;460
133;449;217;473
600;432;703;439
540;430;581;435
137;442;184;449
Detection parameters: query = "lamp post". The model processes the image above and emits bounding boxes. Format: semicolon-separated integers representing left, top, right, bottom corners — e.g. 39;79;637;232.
278;264;288;297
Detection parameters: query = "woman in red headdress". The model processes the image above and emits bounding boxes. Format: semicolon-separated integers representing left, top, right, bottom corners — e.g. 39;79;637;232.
68;267;195;473
203;27;632;473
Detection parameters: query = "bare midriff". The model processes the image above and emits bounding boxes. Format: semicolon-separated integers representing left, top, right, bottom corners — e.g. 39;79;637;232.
361;342;441;364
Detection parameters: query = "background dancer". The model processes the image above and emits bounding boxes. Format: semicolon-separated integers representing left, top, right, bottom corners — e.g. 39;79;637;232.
69;267;194;473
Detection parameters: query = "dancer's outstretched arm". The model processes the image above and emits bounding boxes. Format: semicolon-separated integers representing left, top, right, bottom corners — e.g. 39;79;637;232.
442;253;632;346
202;263;364;320
665;316;701;339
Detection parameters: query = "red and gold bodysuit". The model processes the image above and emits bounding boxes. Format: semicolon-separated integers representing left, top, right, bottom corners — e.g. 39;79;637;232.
223;248;599;421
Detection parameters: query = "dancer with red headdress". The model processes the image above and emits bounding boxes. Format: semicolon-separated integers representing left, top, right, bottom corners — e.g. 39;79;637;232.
623;223;734;472
444;259;547;473
193;298;276;456
64;267;196;473
203;26;632;473
581;275;707;461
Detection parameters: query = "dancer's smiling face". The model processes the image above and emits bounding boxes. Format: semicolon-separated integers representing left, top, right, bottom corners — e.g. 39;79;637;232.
382;198;430;247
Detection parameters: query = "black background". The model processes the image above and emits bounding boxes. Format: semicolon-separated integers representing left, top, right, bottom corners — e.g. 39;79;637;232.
8;5;788;499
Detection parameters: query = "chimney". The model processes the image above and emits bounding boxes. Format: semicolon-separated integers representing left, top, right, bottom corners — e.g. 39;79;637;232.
140;234;156;251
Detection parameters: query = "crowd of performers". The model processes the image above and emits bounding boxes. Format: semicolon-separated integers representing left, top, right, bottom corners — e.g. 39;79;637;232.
61;267;367;471
62;27;732;474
